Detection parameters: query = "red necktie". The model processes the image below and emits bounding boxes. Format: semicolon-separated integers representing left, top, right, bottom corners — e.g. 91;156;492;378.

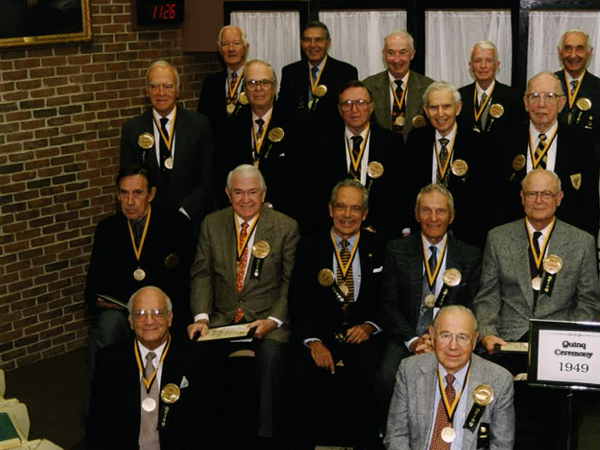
429;374;456;450
234;222;249;322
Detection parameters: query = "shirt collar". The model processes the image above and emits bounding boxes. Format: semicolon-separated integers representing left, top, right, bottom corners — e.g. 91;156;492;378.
332;229;359;249
388;70;409;87
252;107;273;124
236;213;258;229
344;126;369;140
138;338;168;366
525;218;553;236
435;124;456;143
438;359;470;388
476;79;495;97
310;55;328;73
529;120;558;137
152;107;176;123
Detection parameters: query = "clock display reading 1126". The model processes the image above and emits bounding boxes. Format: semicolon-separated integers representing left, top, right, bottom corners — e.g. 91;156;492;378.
135;0;185;26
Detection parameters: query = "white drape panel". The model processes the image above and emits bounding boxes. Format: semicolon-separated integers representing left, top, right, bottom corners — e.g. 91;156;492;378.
320;10;407;79
425;10;513;88
230;11;300;87
527;11;600;80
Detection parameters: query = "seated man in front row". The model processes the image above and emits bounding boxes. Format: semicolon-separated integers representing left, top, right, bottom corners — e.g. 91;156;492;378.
187;164;300;449
289;179;384;449
87;286;205;450
385;305;515;450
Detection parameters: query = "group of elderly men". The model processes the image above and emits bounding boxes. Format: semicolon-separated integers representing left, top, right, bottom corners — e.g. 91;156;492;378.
83;20;600;450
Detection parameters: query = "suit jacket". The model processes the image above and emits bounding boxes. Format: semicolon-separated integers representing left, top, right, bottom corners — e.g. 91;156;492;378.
86;337;206;450
85;206;193;332
384;352;515;450
474;218;600;341
382;233;481;345
555;69;600;133
288;231;384;347
363;69;434;142
457;80;525;137
120;107;215;225
495;123;599;237
190;206;300;343
277;56;358;131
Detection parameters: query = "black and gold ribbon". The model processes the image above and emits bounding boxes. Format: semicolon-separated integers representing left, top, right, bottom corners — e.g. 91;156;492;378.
127;205;152;265
390;71;409;113
421;235;447;290
525;217;555;272
134;335;171;393
308;56;328;97
330;229;360;283
528;127;557;169
473;85;494;124
435;124;457;182
563;69;583;111
437;361;471;423
234;213;259;262
347;124;370;178
153;107;177;154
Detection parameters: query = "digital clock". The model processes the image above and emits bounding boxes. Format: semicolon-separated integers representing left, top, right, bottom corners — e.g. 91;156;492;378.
135;0;185;27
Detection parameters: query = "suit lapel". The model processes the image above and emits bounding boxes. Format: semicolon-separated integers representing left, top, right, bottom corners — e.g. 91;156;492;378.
417;356;438;438
509;222;535;310
373;72;391;127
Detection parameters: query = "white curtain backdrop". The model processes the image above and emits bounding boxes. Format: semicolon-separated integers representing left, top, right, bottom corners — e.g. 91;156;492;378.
425;10;513;88
320;10;407;79
231;11;301;88
527;11;600;80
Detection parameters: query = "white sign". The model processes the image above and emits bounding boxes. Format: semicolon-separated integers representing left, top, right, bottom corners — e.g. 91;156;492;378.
536;329;600;386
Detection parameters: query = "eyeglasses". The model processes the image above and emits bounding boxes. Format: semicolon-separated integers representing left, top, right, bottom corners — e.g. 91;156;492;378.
435;331;473;347
131;309;169;321
526;92;563;105
523;190;560;201
332;203;364;214
245;79;275;90
339;99;371;111
147;83;175;92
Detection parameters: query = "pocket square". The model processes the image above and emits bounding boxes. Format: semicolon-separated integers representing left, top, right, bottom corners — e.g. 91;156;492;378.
180;375;189;389
373;266;383;273
278;153;286;157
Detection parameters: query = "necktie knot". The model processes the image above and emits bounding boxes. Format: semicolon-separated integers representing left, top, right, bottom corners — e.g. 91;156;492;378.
351;135;363;150
255;118;265;128
160;117;168;128
341;239;349;249
241;221;249;233
231;71;238;84
429;245;437;257
394;79;403;91
481;92;487;103
570;80;578;93
538;133;547;143
145;351;156;378
445;373;455;387
439;138;449;148
311;66;319;80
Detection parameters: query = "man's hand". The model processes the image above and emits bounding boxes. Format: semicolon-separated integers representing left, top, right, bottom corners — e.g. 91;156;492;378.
248;318;277;340
308;341;335;374
187;320;209;340
481;335;507;355
345;323;375;344
96;298;124;310
409;333;434;354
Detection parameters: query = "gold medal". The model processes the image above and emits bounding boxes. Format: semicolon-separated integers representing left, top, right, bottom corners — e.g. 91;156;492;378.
473;384;494;406
164;253;180;269
451;159;468;177
338;284;349;296
251;241;271;259
164;157;174;170
532;276;541;291
424;293;436;308
160;383;181;404
442;268;462;287
394;115;405;126
441;426;456;443
133;268;146;281
314;85;327;97
512;154;526;172
142;397;156;412
138;133;155;149
238;92;248;105
226;103;235;115
543;255;563;275
367;161;384;179
412;115;426;128
489;103;504;119
268;127;284;143
576;97;592;111
318;268;335;287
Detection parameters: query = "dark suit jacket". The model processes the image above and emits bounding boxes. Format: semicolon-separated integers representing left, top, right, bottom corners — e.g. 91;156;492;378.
120;107;215;225
555;69;600;132
382;233;481;345
363;69;434;142
277;56;358;131
457;80;525;137
86;337;206;450
495;123;599;237
85;206;193;333
190;206;300;343
289;231;384;347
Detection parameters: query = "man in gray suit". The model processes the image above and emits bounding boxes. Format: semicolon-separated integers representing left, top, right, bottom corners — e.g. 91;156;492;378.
385;305;515;450
363;30;434;141
187;164;300;449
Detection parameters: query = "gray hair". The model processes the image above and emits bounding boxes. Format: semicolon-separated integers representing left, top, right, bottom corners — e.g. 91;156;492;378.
415;183;455;213
423;81;461;107
471;40;498;61
521;168;562;192
146;60;181;94
384;30;415;52
217;25;249;48
127;286;173;313
330;179;369;210
226;164;267;193
525;71;564;96
245;59;278;86
558;29;592;53
432;305;479;332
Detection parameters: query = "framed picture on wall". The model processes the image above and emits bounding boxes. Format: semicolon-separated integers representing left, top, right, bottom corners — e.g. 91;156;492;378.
0;0;92;49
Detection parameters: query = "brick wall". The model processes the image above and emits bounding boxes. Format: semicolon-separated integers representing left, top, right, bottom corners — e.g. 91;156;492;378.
0;0;220;371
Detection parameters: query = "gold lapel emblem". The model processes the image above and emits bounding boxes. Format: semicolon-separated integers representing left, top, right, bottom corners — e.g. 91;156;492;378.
570;173;581;190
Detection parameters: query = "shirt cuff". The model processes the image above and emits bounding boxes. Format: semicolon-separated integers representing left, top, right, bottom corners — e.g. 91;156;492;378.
405;336;418;352
178;207;190;219
194;313;209;323
365;321;382;334
268;316;283;328
303;338;322;348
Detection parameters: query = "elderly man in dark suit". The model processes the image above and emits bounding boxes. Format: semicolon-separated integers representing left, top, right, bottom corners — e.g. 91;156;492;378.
289;179;384;449
377;183;481;432
457;40;524;136
278;20;358;131
363;30;434;141
86;286;205;450
120;60;214;233
495;71;599;237
385;305;515;450
187;164;299;449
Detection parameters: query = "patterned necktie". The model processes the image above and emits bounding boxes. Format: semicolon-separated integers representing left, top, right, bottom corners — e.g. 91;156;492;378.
159;117;171;173
429;374;456;450
570;79;578;96
535;133;548;169
253;118;265;161
234;222;249;322
140;351;159;449
392;79;405;134
336;239;354;303
349;135;363;180
417;245;438;335
308;66;319;101
227;71;238;104
428;245;438;292
480;92;489;130
437;138;450;185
